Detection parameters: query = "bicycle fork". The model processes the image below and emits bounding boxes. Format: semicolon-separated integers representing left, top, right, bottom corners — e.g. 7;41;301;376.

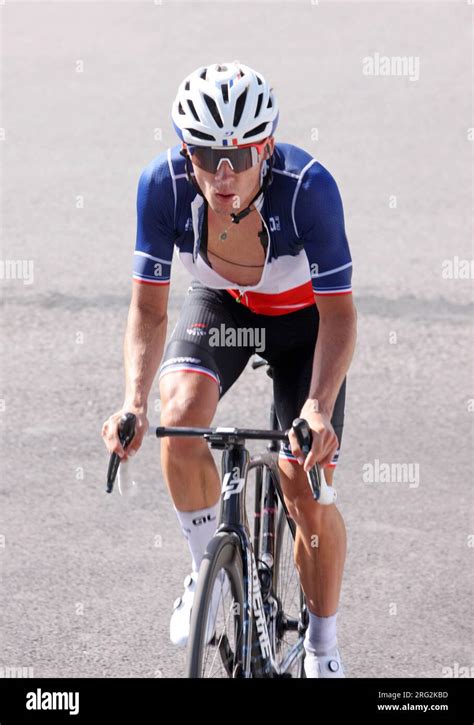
217;440;305;678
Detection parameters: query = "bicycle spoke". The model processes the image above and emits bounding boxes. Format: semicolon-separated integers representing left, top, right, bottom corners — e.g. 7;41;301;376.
200;576;242;678
272;510;305;677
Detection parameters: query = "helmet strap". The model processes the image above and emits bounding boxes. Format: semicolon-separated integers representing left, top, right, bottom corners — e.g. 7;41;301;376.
179;149;207;197
230;146;274;224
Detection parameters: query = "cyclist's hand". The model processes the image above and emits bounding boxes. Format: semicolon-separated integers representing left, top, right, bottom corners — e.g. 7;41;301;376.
289;402;338;472
101;407;149;461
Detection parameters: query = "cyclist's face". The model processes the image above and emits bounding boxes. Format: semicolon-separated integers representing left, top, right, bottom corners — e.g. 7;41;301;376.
192;136;275;215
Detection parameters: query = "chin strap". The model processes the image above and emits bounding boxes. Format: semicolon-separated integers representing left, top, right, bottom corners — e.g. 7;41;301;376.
179;144;274;223
231;147;274;224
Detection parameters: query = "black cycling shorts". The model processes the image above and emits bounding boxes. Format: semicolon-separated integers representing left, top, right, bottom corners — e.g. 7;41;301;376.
159;280;346;468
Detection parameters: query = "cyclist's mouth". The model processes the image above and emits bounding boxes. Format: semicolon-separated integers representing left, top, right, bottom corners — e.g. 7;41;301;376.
215;192;235;201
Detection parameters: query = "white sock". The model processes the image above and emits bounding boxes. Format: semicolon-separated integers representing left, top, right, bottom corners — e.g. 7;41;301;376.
174;503;219;573
305;611;338;656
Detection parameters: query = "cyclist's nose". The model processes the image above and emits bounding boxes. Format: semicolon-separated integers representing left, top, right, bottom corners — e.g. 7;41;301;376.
214;159;235;180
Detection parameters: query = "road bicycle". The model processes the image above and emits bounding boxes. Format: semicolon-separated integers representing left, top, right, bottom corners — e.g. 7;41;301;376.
106;358;337;678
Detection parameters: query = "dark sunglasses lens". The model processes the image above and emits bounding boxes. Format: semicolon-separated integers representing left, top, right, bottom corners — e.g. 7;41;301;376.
189;147;253;173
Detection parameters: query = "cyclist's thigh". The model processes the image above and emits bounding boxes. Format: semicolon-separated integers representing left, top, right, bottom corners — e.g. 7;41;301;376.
273;355;346;469
159;281;253;403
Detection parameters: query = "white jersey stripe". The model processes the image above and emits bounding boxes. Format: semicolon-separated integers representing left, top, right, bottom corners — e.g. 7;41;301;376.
134;250;172;265
314;287;352;295
133;274;170;285
313;261;353;278
272;168;301;179
291;158;317;237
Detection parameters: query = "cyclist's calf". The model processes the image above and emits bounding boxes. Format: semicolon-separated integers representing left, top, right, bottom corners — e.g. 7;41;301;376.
278;460;346;615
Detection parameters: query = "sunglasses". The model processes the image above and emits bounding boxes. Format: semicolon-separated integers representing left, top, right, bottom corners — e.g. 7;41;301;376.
181;139;269;174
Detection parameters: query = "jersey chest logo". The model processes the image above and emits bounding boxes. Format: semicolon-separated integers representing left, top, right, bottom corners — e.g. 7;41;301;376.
268;215;280;232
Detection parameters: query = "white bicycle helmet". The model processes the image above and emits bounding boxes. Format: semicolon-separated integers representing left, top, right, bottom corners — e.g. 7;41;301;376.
171;61;279;147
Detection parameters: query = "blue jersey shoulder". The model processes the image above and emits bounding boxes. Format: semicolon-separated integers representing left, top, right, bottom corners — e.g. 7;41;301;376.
133;149;177;285
272;141;315;175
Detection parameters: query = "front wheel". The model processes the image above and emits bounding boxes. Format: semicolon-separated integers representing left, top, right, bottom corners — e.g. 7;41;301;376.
273;506;307;678
186;532;248;678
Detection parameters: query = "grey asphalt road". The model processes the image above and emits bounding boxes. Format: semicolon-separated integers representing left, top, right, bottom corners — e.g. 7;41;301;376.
0;1;472;680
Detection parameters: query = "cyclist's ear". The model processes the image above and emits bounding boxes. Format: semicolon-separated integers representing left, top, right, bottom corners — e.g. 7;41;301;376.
264;136;275;160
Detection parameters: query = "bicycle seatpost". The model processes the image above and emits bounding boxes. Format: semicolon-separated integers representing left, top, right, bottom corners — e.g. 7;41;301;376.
106;412;136;493
291;418;337;505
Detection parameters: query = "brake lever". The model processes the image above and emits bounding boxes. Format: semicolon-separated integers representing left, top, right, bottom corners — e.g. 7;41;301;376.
291;418;337;505
106;412;136;493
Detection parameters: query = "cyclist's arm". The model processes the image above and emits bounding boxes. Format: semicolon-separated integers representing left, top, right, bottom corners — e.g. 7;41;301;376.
101;282;169;459
294;159;356;417
292;160;357;467
102;153;175;458
125;154;176;412
306;291;357;419
123;281;169;413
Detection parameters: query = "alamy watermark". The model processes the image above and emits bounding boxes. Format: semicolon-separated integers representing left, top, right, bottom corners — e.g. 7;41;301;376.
363;53;420;82
0;259;34;285
0;665;34;678
208;324;266;353
26;689;79;716
441;662;474;678
363;459;420;488
441;256;474;279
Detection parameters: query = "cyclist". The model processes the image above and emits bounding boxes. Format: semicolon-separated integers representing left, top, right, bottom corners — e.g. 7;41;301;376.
102;61;357;678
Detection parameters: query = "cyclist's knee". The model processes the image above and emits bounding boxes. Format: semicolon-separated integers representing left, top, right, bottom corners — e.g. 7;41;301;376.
279;463;336;524
159;373;219;457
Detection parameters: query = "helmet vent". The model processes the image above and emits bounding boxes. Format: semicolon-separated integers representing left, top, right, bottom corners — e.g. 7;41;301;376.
233;87;248;127
203;93;223;127
187;99;200;122
187;128;216;142
178;102;185;115
216;64;227;72
184;80;190;91
255;93;263;118
200;69;207;80
243;122;267;139
221;83;229;103
267;96;273;108
256;74;263;85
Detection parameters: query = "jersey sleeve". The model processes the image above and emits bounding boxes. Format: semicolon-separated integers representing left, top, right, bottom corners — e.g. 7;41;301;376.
133;153;176;286
293;161;352;296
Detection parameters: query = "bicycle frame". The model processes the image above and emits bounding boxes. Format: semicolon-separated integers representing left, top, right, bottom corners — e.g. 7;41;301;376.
132;402;335;677
106;359;337;678
210;410;306;677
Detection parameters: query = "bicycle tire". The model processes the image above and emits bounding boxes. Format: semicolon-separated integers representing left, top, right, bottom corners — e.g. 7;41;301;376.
186;531;247;678
273;506;306;678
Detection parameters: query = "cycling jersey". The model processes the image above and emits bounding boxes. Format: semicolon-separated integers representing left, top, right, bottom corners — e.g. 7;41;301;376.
133;142;353;316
